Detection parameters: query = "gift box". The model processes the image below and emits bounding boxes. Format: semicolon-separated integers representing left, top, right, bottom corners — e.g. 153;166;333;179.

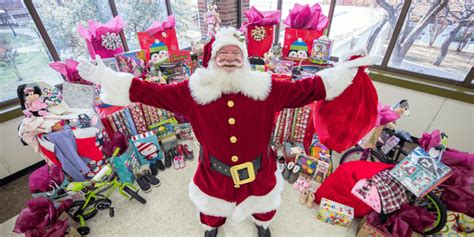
310;36;333;64
356;217;390;237
77;16;125;59
137;15;179;67
390;146;452;197
316;198;354;228
282;4;329;61
115;50;147;77
131;131;162;165
296;154;330;182
170;50;193;75
159;62;190;84
241;7;281;57
111;143;141;184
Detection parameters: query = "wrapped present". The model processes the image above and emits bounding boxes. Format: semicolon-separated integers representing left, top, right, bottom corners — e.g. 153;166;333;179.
310;36;333;64
122;108;138;136
282;4;329;61
390;147;452;197
128;103;148;134
115;50;147;77
77;15;125;59
316;198;354;228
131;131;162;165
137;15;179;67
241;6;281;57
111;144;141;184
159;62;190;84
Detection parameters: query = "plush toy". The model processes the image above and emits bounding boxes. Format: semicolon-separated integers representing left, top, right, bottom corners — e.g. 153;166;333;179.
204;0;221;38
17;84;48;117
263;43;282;64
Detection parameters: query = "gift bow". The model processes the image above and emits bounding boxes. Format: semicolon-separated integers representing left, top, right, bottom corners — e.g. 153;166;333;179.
49;59;92;85
78;15;125;40
145;15;176;35
283;3;329;31
241;6;281;31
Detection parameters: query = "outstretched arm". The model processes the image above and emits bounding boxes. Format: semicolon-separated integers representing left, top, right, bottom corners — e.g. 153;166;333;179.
78;56;189;116
270;50;377;111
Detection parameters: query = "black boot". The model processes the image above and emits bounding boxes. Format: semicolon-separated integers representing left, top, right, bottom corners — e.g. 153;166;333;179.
256;224;271;237
204;228;218;237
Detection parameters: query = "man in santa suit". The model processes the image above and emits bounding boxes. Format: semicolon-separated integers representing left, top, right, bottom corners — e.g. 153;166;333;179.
78;28;375;237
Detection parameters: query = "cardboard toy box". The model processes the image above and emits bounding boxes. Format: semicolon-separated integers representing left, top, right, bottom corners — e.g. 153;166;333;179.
316;198;354;228
356;217;390;237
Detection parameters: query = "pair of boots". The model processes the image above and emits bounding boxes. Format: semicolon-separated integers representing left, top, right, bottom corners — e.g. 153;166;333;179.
282;162;301;184
204;224;271;237
299;190;315;208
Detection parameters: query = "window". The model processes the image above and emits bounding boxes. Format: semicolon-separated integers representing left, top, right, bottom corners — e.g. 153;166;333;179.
387;1;472;82
329;0;403;64
33;0;113;60
0;2;62;103
115;0;168;51
170;0;201;49
249;0;279;11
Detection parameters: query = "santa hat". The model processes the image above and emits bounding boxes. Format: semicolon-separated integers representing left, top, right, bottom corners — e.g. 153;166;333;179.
135;141;153;153
150;40;168;54
290;38;308;52
202;27;248;68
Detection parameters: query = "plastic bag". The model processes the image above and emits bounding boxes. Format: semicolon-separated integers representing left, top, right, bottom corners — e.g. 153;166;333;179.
313;62;378;152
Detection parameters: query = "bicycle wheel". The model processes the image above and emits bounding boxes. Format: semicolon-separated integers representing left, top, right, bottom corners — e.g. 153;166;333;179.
411;192;447;235
339;147;387;165
67;200;97;222
122;186;147;204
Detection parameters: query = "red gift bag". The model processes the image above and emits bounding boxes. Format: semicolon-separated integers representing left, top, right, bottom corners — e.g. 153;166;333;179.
282;27;323;61
137;29;179;65
313;63;378;153
247;25;274;57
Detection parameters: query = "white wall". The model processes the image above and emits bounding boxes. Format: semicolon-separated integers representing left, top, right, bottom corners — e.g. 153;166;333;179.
0;82;472;178
0;117;40;179
373;82;474;153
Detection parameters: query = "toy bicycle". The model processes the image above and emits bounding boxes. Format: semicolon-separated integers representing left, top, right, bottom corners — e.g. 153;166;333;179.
66;164;146;235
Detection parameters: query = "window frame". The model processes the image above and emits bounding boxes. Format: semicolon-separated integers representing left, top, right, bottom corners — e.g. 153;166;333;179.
0;0;472;109
239;0;473;89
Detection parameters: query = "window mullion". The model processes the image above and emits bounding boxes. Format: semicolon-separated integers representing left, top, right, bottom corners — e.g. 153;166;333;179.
274;0;283;44
326;0;336;37
24;0;60;61
381;0;412;68
165;0;172;16
108;0;129;51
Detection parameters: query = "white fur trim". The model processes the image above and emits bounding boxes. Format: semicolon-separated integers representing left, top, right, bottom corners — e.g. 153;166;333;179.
201;223;216;231
188;62;272;105
72;127;97;139
250;215;274;229
211;28;248;60
188;167;284;222
100;68;133;106
317;55;378;101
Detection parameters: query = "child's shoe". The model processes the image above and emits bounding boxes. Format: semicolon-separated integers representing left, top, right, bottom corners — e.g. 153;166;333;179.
136;176;151;193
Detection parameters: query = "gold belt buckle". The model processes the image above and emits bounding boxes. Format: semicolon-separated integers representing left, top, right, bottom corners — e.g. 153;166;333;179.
229;162;256;188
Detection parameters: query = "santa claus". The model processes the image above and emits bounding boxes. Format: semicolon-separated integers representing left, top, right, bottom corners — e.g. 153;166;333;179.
78;28;375;237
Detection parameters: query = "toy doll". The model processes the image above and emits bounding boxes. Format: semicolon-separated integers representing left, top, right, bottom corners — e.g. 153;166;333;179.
17;85;48;117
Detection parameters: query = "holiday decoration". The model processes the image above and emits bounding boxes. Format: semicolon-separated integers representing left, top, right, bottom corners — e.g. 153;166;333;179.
137;15;179;67
282;4;329;61
77;15;125;59
204;0;221;38
241;6;281;57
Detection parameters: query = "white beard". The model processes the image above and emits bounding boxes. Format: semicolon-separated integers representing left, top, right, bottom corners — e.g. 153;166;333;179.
188;59;272;105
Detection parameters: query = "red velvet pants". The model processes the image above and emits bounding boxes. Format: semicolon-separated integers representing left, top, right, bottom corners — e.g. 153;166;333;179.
200;210;277;228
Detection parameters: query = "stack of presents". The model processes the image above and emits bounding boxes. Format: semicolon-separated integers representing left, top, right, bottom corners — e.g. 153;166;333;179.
12;2;474;237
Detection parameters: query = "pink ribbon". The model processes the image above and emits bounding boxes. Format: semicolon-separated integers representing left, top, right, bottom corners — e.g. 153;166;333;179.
418;129;441;152
49;59;92;85
241;6;281;31
78;15;125;40
145;15;176;35
283;3;329;31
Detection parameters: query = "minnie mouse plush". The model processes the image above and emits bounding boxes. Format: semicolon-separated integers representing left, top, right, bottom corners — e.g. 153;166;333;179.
17;84;49;117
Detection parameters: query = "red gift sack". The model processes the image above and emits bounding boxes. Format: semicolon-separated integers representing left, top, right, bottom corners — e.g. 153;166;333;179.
313;61;378;153
247;25;274;57
282;27;323;61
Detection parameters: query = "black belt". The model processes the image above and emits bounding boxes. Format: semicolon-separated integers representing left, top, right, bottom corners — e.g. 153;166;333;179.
201;147;262;188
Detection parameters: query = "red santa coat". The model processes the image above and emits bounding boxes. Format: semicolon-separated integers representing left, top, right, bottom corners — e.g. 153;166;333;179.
127;67;326;222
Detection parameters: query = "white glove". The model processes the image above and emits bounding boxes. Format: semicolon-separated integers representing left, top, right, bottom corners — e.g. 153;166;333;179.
77;55;107;85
